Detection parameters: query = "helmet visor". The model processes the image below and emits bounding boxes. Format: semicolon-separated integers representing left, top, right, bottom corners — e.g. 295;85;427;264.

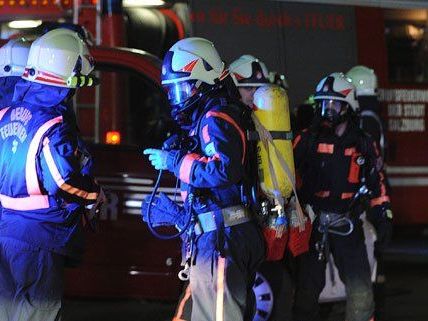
317;99;348;119
163;80;198;107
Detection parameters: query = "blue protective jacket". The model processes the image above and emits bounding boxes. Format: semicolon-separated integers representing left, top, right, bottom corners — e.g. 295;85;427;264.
0;77;20;108
166;93;250;213
0;80;100;258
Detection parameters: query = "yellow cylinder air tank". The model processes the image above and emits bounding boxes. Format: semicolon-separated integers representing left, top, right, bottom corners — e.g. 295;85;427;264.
253;84;295;200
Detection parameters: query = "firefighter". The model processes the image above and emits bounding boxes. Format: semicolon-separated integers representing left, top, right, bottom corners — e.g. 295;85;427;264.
292;72;392;321
0;29;104;321
142;37;265;321
230;54;294;321
346;65;391;320
346;65;386;158
0;38;31;107
229;54;270;107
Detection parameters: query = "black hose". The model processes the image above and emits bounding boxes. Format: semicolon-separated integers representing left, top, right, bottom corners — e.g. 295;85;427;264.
145;169;193;240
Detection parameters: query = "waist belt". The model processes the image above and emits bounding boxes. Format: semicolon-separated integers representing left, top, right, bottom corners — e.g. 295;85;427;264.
194;205;252;235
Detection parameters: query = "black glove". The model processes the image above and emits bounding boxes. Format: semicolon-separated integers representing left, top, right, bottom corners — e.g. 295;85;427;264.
141;193;188;230
368;206;393;257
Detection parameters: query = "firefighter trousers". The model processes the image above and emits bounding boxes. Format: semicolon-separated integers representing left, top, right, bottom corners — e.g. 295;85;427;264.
0;237;64;321
293;218;374;321
173;221;265;321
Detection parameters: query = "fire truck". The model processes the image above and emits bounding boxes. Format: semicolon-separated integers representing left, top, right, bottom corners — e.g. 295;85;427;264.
1;0;427;319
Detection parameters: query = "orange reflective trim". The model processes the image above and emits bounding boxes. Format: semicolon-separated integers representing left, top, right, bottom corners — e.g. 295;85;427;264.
58;183;98;200
180;190;188;203
206;111;246;164
344;147;356;156
43;138;98;200
0;107;9;121
341;192;354;199
370;195;390;207
198;154;220;163
202;125;210;143
179;153;199;184
216;256;226;321
315;190;330;198
173;284;191;321
344;148;361;184
292;134;302;149
317;143;334;154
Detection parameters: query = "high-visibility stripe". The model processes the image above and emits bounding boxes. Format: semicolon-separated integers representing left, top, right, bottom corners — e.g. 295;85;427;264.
315;190;330;198
344;147;356;156
206;111;246;164
26;116;63;195
216;256;226;321
341;192;354;199
317;143;334;154
202;125;210;143
173;284;191;321
198;154;220;163
23;69;67;86
292;134;301;149
370;195;390;207
179;153;199;184
180;190;188;203
0;194;49;210
42;137;98;200
0;107;9;121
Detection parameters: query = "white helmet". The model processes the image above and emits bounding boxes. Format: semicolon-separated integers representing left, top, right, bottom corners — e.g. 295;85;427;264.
23;28;95;88
346;65;378;96
229;54;269;87
161;37;226;125
161;37;225;86
314;72;359;125
315;72;359;111
0;38;31;78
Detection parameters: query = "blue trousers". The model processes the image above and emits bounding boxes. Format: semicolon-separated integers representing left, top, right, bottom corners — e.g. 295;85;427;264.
0;237;64;321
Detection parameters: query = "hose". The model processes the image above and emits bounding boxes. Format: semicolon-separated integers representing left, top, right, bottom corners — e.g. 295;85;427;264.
145;169;193;240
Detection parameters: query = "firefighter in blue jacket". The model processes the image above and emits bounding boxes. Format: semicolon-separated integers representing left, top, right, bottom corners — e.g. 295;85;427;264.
0;38;31;108
0;29;103;321
143;37;265;321
0;38;31;220
292;73;392;321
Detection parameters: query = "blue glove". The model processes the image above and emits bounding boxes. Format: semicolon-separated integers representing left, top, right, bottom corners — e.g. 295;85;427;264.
141;193;188;229
143;148;170;170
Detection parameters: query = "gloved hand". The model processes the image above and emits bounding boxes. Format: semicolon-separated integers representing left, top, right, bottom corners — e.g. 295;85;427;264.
369;206;393;257
141;193;188;229
143;148;170;170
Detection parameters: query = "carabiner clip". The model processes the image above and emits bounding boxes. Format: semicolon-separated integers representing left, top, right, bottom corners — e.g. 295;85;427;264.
178;262;190;281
